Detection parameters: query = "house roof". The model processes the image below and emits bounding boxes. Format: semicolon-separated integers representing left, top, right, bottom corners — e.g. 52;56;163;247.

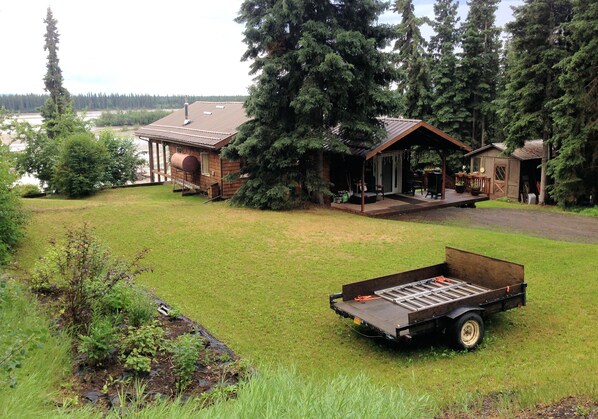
135;102;249;150
137;104;471;157
465;140;543;160
344;118;471;159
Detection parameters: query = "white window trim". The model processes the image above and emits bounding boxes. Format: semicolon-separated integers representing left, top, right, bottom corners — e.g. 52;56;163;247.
200;152;210;176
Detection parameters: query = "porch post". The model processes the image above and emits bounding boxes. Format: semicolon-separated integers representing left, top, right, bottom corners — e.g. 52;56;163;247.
361;159;365;213
155;142;161;182
441;152;446;199
162;142;168;179
148;140;155;183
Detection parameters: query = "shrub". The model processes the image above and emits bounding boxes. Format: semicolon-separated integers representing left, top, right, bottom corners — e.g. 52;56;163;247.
97;131;144;186
77;316;119;366
121;321;165;374
171;333;205;391
12;183;42;197
29;224;150;329
0;144;26;265
52;132;108;197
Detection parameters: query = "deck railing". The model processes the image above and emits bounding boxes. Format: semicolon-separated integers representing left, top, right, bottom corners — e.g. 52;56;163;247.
455;174;491;194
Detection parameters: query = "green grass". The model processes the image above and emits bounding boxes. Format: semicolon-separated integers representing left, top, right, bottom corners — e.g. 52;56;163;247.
0;278;73;417
11;185;598;414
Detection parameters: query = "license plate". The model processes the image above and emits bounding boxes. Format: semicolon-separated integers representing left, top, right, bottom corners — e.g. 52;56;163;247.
353;317;361;325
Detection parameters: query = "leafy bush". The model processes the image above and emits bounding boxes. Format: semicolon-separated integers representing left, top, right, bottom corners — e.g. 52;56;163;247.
121;321;165;374
0;144;26;265
170;333;205;391
29;224;150;329
53;132;108;197
97;130;144;186
12;183;42;197
78;316;119;366
99;281;133;314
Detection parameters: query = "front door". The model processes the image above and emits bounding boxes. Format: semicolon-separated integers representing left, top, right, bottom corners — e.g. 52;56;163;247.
375;152;402;195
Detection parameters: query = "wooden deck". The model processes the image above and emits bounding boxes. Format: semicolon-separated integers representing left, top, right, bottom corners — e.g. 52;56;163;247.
330;189;488;217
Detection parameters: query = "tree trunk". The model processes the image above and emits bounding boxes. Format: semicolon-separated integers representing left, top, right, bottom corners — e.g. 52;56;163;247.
316;150;325;205
539;141;549;205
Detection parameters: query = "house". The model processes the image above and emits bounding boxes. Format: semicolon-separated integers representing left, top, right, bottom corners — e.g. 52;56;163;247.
135;102;249;199
464;140;543;202
137;103;471;208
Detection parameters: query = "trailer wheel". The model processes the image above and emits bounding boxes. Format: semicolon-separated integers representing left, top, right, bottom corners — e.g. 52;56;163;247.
452;312;484;350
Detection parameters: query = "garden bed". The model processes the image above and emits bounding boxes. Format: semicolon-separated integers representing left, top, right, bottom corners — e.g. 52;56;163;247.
36;287;244;411
28;224;247;412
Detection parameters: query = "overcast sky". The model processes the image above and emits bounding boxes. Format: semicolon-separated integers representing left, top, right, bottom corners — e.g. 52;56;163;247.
0;0;521;96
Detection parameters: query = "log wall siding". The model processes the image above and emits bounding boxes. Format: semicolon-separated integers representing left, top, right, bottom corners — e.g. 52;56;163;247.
162;142;245;198
221;160;244;199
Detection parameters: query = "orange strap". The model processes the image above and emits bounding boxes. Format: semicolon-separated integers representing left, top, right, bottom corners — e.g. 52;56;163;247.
354;295;381;302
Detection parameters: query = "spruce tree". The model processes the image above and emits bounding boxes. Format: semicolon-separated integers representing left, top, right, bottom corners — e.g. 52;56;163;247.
458;0;501;149
392;0;431;119
500;0;572;204
428;0;467;138
40;7;73;139
224;0;397;209
548;0;597;205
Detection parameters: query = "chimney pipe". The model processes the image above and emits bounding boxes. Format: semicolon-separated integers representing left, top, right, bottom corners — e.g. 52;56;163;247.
183;102;190;126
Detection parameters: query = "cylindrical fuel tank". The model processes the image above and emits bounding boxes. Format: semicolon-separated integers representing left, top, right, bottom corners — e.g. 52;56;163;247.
170;153;200;172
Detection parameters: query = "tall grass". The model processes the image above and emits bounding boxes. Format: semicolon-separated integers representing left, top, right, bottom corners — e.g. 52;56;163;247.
0;278;72;417
198;366;433;419
86;367;432;419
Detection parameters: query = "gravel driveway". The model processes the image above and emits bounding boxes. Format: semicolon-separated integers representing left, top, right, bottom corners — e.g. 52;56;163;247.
388;207;598;244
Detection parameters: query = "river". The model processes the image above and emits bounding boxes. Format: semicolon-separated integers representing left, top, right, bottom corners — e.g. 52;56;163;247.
3;112;150;187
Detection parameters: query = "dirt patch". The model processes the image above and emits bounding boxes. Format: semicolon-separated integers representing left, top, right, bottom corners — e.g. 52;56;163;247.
388;207;598;244
438;396;597;418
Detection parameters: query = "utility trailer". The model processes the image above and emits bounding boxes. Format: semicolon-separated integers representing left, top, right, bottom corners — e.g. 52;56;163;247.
329;248;526;350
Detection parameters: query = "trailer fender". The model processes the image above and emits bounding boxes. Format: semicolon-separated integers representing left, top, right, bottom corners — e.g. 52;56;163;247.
445;306;484;320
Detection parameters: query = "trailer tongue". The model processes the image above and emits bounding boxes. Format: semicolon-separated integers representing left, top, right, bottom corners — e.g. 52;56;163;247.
329;247;526;350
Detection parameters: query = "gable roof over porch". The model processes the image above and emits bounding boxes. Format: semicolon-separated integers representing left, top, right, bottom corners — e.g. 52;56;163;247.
346;118;471;159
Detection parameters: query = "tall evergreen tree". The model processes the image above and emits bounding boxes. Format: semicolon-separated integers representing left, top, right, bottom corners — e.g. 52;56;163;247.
499;0;572;204
548;0;597;205
224;0;397;209
393;0;431;119
458;0;501;149
428;0;467;138
40;7;73;139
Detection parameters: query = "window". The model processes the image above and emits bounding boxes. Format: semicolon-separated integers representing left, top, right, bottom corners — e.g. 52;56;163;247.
200;152;210;176
472;157;481;173
495;165;506;181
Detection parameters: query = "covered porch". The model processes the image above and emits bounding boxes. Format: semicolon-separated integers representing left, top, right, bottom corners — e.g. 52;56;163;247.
328;118;473;213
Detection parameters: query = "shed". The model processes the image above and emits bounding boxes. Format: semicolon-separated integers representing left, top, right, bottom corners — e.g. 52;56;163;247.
465;140;543;201
136;102;249;198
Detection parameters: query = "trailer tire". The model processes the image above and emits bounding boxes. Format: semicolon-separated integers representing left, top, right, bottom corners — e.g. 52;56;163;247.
451;312;484;350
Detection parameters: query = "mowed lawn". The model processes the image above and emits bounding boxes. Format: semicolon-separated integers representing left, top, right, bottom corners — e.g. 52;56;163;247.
16;185;598;409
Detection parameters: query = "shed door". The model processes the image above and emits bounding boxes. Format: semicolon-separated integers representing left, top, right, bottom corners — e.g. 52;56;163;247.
493;159;508;197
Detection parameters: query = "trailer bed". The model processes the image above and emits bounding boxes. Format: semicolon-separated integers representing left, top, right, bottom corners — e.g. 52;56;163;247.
330;248;526;344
